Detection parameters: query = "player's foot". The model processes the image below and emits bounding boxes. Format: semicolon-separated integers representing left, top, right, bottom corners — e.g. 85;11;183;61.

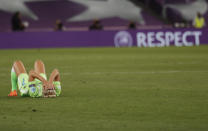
8;90;17;96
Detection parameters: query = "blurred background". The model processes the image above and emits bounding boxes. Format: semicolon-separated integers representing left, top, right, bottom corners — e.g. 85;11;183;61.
0;0;207;49
0;0;207;32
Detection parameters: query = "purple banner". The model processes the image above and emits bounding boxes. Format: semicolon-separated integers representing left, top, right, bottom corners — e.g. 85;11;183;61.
0;28;207;49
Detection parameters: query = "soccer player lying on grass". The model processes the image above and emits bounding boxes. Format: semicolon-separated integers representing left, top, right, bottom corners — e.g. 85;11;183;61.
8;60;61;98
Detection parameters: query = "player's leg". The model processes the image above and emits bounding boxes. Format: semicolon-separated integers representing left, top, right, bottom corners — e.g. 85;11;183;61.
8;67;18;96
34;60;47;80
15;60;30;96
13;60;27;76
9;60;27;96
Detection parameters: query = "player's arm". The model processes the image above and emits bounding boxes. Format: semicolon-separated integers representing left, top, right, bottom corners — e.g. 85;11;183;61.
29;70;47;83
29;70;56;97
49;69;60;83
49;69;61;96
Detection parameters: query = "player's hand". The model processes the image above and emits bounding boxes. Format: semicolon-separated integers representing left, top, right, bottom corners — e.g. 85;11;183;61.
43;83;56;98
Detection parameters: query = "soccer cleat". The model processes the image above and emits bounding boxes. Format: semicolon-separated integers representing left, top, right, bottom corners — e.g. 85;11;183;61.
8;90;17;96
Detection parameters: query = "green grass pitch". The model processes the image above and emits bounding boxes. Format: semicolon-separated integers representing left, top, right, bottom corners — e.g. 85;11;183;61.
0;46;208;131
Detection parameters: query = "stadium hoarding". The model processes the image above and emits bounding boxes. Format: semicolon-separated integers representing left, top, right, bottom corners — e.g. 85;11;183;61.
136;30;201;47
115;29;204;47
0;28;207;49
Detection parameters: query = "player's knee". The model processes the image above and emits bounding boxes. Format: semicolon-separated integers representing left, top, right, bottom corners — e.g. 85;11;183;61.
13;60;24;70
13;60;19;67
14;60;23;65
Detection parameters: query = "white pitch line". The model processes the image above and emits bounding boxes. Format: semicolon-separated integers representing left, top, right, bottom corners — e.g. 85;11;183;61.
58;62;203;69
0;70;207;77
0;62;204;71
62;70;208;76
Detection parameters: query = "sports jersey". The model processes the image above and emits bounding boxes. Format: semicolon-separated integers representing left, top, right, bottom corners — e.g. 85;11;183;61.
11;70;61;97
